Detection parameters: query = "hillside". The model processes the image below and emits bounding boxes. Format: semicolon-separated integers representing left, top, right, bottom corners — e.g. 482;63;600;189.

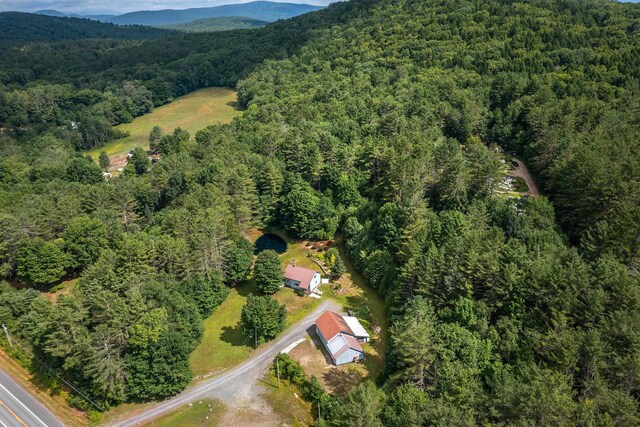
35;9;117;21
0;12;172;45
105;1;323;26
160;16;269;32
1;0;640;424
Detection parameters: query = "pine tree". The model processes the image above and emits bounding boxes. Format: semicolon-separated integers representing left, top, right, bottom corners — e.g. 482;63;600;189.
253;249;283;294
240;294;286;345
330;253;346;280
99;151;110;170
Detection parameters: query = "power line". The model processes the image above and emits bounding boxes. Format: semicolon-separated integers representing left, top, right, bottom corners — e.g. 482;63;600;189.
2;327;105;412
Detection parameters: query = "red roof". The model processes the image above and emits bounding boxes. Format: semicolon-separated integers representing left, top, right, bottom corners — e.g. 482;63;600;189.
343;334;363;352
284;264;318;290
315;311;354;341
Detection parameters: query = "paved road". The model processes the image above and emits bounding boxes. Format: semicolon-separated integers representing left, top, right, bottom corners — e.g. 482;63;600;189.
109;299;340;426
0;368;63;427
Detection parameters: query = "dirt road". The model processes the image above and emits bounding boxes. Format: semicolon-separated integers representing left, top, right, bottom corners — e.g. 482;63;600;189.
108;299;340;427
509;157;540;196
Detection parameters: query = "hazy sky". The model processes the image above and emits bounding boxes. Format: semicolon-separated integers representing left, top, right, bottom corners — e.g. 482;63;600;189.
0;0;336;14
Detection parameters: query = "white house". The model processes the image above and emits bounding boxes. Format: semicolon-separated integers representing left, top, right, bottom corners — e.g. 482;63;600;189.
284;264;321;294
314;311;370;365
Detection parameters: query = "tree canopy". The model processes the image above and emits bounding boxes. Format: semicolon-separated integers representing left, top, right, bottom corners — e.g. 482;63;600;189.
0;0;639;421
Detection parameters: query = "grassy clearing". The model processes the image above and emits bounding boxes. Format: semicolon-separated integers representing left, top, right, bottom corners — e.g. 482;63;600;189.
107;229;387;423
144;399;225;427
0;350;89;426
190;227;329;377
189;281;255;378
87;87;240;159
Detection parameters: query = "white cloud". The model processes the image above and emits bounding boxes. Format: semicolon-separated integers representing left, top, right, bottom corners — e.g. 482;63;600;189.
0;0;335;14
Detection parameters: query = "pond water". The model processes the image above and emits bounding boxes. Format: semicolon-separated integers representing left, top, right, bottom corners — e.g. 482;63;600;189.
254;233;287;255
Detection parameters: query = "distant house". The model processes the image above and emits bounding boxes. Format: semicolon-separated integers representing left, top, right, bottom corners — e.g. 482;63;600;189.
315;311;370;365
284;264;321;294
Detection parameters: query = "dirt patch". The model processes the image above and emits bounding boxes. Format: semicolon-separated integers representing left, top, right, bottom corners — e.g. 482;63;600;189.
509;157;540;196
108;154;129;172
243;228;265;244
288;332;366;396
217;404;279;427
41;279;76;305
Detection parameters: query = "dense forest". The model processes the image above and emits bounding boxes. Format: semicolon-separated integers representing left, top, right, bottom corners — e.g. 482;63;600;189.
0;12;172;45
1;0;640;424
160;16;270;32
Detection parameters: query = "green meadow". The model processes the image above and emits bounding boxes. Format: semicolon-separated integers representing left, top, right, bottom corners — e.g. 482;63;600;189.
87;87;240;158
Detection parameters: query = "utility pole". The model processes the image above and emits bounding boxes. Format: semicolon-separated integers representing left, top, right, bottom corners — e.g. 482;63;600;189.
254;327;257;348
276;357;280;389
2;324;12;347
318;401;321;420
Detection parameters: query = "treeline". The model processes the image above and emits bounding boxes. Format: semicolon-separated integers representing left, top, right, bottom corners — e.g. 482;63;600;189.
0;1;373;151
1;0;639;423
0;12;172;46
0;127;260;409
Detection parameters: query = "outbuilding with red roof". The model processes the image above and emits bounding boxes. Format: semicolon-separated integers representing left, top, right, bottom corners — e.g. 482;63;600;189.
315;310;368;365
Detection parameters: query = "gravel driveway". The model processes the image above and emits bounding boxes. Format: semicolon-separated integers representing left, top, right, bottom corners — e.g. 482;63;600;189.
108;299;340;426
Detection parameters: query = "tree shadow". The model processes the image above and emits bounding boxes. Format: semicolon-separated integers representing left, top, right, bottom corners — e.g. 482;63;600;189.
227;100;241;110
221;325;247;347
235;280;256;297
323;367;363;397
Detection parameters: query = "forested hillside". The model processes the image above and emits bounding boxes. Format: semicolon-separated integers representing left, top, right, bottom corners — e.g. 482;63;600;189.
0;12;172;45
1;0;639;424
160;16;269;32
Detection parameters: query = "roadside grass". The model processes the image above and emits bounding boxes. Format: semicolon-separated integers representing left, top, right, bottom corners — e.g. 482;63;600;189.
275;285;322;328
144;399;225;427
86;87;240;159
0;350;89;427
259;372;313;425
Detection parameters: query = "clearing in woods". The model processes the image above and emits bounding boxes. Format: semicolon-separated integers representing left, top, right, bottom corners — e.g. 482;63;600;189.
87;87;240;167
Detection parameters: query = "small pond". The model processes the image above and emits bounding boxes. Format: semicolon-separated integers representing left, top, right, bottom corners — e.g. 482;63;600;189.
254;233;287;255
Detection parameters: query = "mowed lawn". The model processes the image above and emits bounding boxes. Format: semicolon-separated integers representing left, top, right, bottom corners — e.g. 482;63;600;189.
87;87;240;158
189;281;255;378
189;229;325;378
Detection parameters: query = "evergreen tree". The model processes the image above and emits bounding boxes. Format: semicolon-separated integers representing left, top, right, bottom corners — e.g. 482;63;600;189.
148;125;163;153
223;237;253;285
99;151;110;170
253;249;283;294
240;294;286;345
330;253;346;281
129;147;151;175
330;381;385;427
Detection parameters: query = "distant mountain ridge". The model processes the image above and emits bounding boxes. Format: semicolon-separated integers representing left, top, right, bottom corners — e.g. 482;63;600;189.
35;9;117;21
35;2;324;26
